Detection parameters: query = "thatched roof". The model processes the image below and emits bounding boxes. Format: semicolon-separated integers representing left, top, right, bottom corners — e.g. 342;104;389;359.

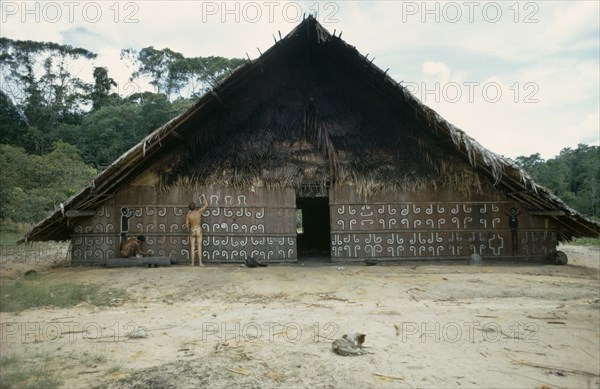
20;16;599;243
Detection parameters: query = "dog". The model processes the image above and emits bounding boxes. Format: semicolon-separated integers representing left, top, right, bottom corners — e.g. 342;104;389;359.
332;332;368;356
245;256;268;268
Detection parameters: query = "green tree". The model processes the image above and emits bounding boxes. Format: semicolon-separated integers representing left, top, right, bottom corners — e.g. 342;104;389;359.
77;101;142;168
122;46;244;100
0;144;30;220
0;38;96;154
514;153;544;176
91;66;117;110
0;90;26;145
121;46;184;96
0;142;97;222
167;56;245;98
515;145;600;218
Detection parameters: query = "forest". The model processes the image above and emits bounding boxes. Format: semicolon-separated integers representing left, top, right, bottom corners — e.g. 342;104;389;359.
0;38;598;233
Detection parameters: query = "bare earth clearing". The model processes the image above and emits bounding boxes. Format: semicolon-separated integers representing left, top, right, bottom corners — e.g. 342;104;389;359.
1;245;599;389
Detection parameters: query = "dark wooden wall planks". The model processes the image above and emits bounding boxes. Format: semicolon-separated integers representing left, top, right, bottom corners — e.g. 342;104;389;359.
71;183;557;265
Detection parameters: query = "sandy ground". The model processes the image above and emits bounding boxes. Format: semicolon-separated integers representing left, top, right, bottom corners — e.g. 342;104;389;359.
0;245;599;389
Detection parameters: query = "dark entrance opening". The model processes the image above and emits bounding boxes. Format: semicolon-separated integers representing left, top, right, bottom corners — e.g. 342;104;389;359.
296;197;331;259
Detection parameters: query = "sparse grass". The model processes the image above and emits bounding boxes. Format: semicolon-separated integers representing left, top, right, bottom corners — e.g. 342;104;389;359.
0;353;63;389
0;221;32;244
0;280;128;312
162;293;175;305
0;351;110;388
571;237;600;247
0;232;22;245
81;351;107;365
105;368;177;389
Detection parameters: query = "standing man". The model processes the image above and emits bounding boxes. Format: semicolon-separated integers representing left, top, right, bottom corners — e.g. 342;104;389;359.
504;207;522;256
185;194;208;266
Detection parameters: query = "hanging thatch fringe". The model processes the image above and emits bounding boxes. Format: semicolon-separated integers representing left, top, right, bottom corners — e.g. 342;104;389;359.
303;99;339;184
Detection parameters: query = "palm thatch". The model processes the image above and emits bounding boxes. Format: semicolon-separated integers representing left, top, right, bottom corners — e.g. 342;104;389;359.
19;16;599;243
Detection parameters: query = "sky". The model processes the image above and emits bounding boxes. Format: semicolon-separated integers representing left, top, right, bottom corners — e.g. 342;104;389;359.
1;0;599;160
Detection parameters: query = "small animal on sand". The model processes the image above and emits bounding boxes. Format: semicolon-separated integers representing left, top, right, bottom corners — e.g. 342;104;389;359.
245;256;268;268
332;332;368;356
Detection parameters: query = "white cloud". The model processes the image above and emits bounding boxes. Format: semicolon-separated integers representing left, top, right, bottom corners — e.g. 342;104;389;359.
422;61;451;82
542;1;600;47
412;59;599;159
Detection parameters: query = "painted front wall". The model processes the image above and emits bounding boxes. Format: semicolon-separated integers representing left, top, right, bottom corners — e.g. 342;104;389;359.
71;184;297;265
329;186;558;261
71;181;558;265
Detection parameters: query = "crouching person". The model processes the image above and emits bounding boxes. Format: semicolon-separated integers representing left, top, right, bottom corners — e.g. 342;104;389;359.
120;235;148;258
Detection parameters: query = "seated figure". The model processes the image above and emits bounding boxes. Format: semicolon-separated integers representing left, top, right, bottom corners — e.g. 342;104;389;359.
120;235;148;258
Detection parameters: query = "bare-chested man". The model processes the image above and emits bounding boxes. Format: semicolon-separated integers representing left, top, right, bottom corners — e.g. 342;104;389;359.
185;194;208;266
120;235;147;258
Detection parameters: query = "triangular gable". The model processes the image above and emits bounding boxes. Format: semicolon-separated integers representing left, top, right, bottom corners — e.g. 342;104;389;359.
20;16;599;243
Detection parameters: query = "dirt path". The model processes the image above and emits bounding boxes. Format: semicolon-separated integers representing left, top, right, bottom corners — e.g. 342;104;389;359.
1;245;599;388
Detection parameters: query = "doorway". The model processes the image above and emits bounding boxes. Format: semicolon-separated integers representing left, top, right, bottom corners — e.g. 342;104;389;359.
296;197;331;259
